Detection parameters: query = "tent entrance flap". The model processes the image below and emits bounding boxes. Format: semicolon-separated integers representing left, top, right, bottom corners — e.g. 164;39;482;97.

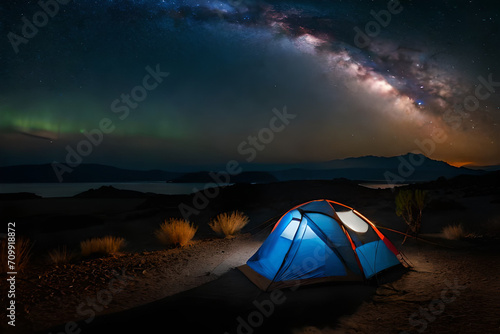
240;199;403;290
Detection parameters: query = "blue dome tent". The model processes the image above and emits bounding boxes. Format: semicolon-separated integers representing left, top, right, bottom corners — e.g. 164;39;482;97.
239;199;403;291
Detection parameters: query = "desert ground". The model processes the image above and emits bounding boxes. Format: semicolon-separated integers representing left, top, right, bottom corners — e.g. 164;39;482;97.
1;173;499;333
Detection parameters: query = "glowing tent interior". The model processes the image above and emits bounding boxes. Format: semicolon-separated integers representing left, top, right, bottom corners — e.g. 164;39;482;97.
239;199;403;291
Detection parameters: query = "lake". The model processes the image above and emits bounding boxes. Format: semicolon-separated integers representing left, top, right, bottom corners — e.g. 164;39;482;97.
358;183;407;189
0;181;407;198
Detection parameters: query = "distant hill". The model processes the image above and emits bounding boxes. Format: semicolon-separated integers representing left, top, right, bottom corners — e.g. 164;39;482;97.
73;185;155;198
0;164;182;183
170;171;278;184
0;154;488;184
268;153;485;182
462;164;500;172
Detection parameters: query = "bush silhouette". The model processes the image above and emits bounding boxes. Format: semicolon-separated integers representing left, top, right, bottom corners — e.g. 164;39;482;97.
395;189;427;243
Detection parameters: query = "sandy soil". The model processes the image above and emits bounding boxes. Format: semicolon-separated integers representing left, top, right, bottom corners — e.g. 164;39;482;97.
297;237;500;334
1;177;499;333
5;234;499;334
0;234;262;333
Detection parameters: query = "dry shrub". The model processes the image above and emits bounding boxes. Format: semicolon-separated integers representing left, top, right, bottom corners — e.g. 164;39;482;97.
209;211;249;238
155;219;197;247
395;189;427;243
0;237;32;273
48;246;75;265
80;236;126;257
442;224;466;240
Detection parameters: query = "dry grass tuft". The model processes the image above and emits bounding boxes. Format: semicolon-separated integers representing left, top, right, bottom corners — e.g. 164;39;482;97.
48;246;76;265
0;237;32;273
442;224;466;240
155;219;197;247
80;236;126;257
209;211;249;238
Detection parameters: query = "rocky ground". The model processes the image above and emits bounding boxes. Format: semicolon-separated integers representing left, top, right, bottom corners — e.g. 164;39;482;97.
0;235;261;333
305;237;500;334
1;175;499;333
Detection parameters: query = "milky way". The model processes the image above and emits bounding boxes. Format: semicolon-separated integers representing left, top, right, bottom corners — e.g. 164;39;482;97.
1;0;499;169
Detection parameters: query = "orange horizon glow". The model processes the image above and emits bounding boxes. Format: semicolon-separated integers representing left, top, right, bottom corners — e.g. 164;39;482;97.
447;161;476;168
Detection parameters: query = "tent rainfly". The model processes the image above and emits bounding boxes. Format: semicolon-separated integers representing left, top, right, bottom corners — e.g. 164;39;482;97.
239;199;403;291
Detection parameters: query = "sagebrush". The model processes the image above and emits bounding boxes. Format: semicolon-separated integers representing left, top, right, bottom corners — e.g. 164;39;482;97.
48;246;75;265
209;211;249;238
80;236;126;257
0;237;32;273
442;224;466;240
155;219;197;247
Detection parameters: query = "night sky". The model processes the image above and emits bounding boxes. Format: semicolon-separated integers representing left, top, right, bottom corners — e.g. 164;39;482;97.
1;0;499;171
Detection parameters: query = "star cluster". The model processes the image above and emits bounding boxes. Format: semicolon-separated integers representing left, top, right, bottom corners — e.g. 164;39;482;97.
0;0;499;168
